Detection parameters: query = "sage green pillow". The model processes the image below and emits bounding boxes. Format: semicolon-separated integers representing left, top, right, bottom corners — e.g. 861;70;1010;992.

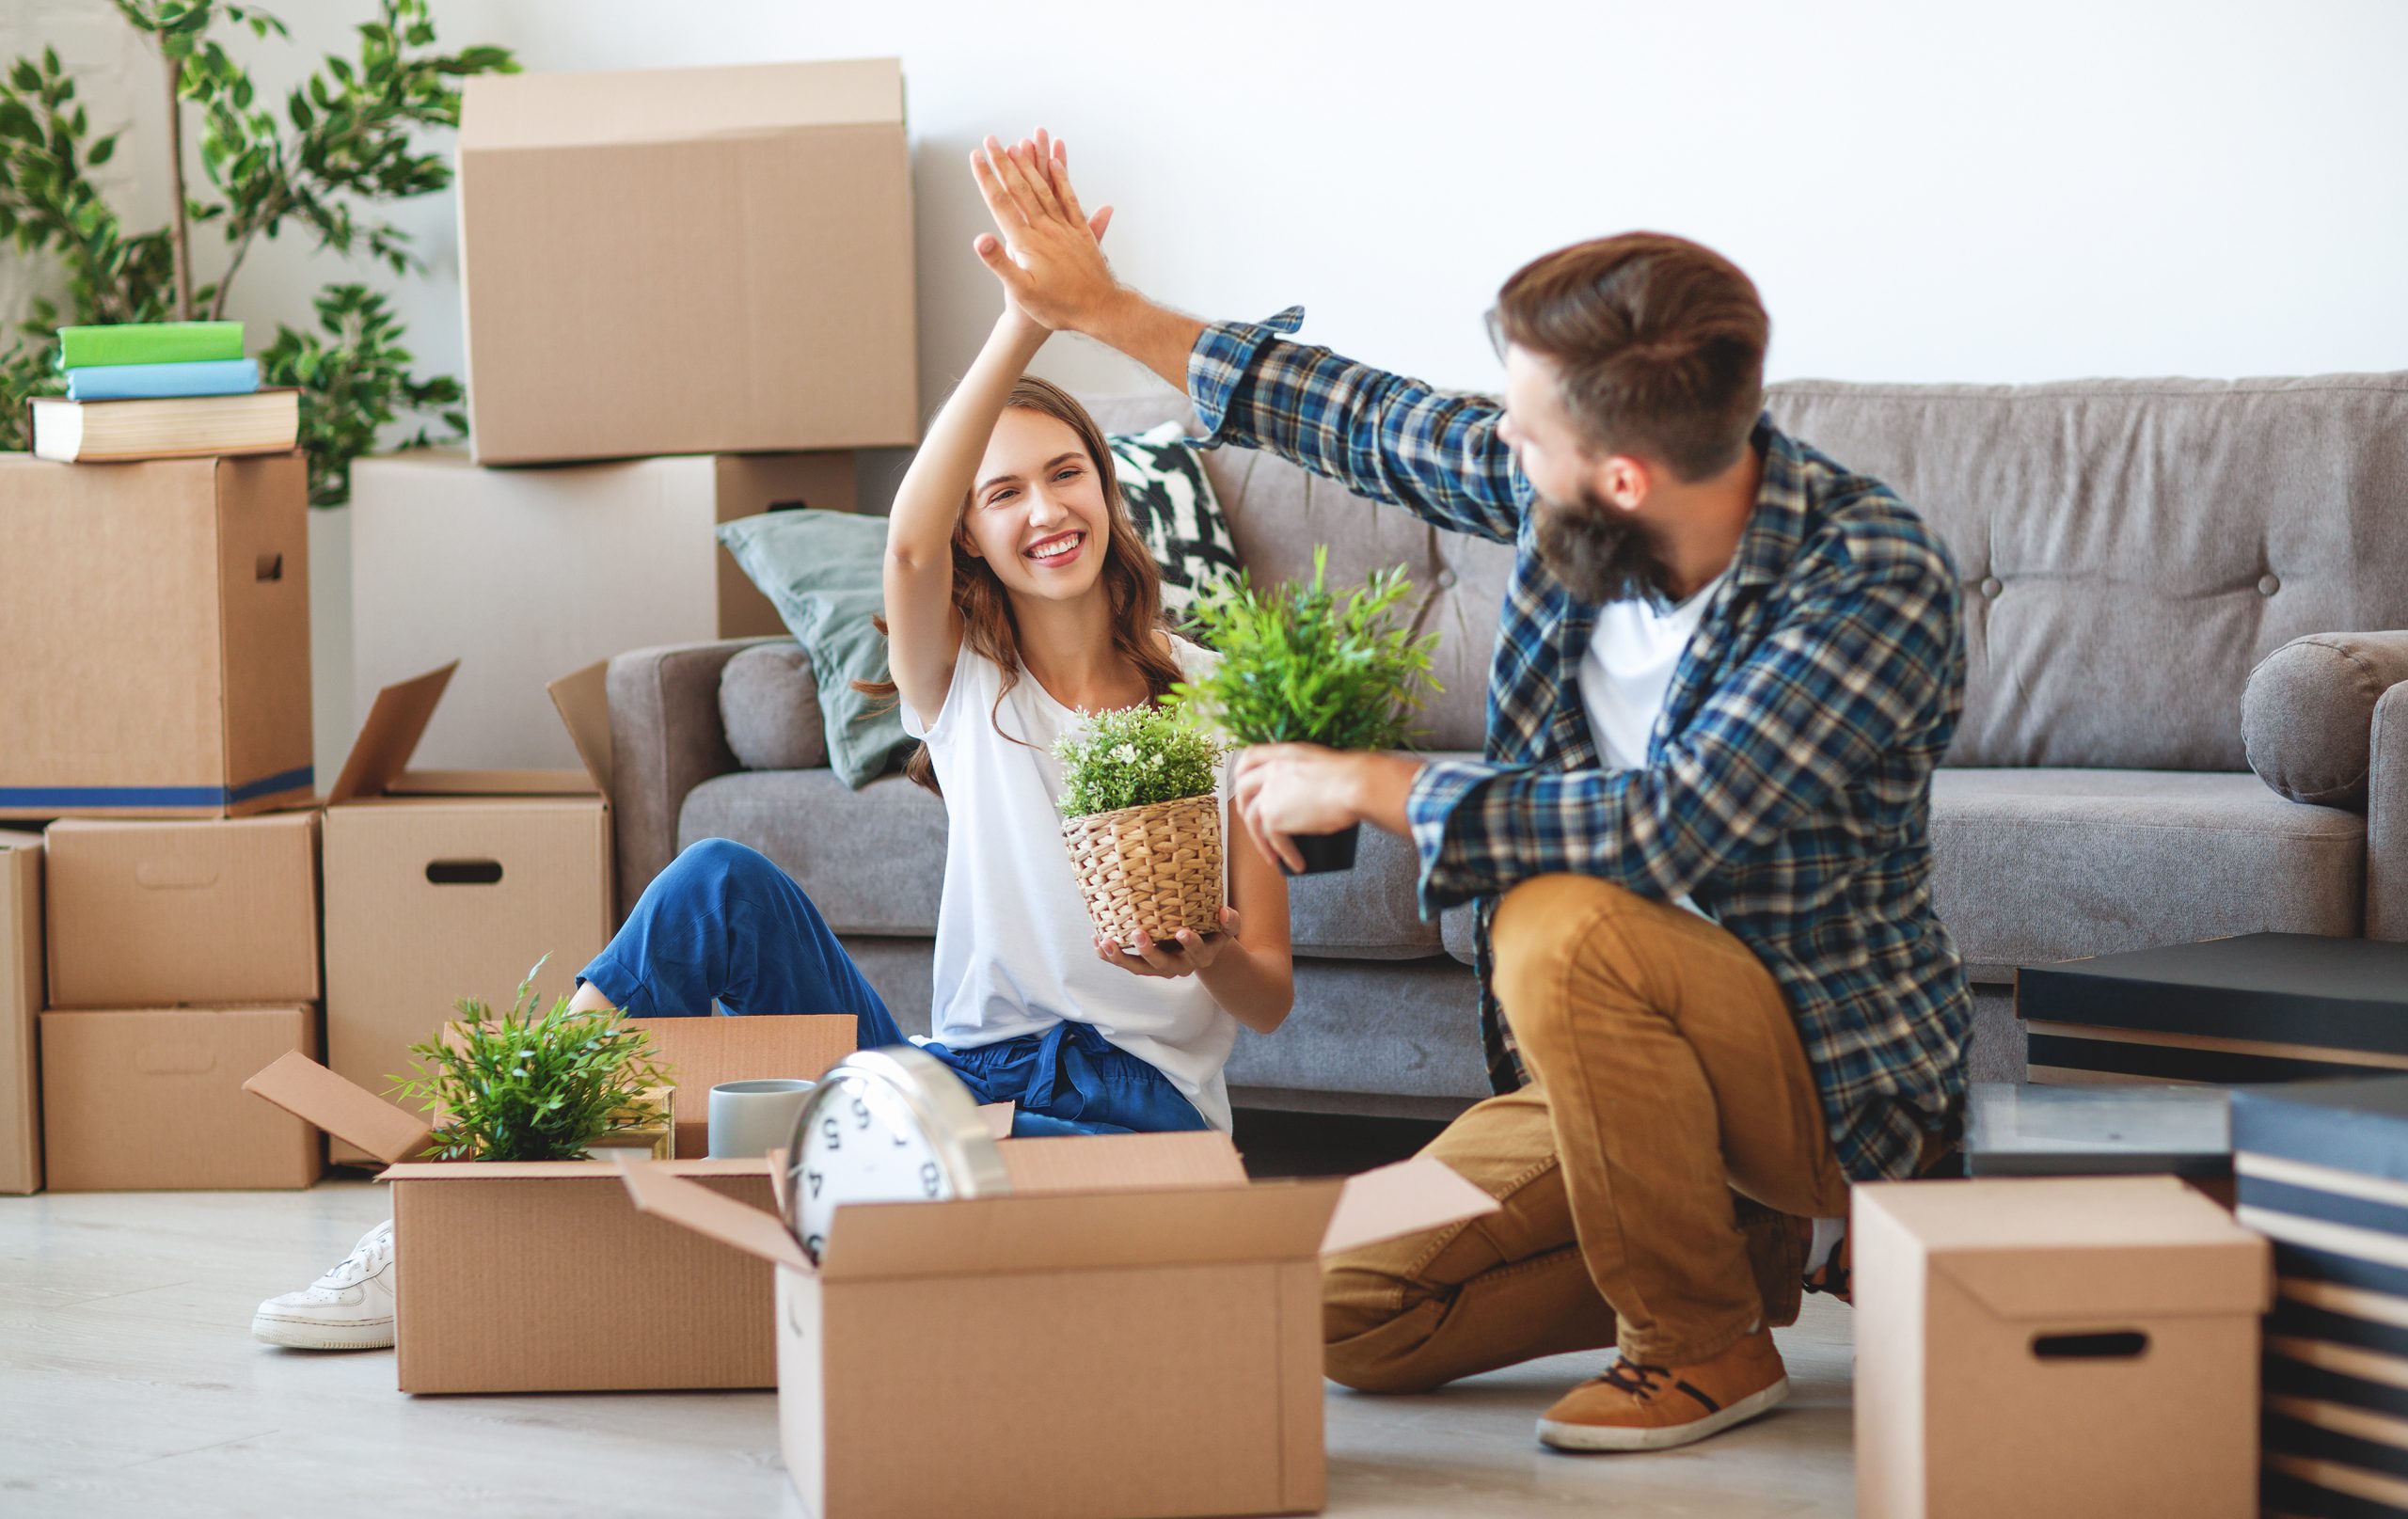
717;510;912;789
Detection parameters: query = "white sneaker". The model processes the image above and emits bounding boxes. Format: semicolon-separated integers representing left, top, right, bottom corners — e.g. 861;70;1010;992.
252;1218;397;1350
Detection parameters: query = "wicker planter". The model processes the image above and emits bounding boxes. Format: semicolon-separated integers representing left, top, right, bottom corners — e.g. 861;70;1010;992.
1061;792;1225;944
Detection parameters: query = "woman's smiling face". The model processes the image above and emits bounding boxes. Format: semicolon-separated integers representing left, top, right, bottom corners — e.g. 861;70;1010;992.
959;404;1114;602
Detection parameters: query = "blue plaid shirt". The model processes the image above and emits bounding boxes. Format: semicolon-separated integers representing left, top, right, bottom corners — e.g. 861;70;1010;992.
1188;309;1972;1183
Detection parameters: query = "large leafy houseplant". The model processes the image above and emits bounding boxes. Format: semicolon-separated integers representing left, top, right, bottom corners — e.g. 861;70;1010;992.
1172;546;1443;873
0;0;515;504
1055;704;1228;943
389;962;673;1162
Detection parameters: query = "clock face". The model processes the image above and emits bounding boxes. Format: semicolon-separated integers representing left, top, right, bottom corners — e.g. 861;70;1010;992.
784;1049;1001;1261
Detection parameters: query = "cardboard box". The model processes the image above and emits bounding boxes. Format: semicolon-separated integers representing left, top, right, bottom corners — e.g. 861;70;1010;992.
246;1015;854;1393
42;812;320;1008
1853;1176;2270;1519
2020;933;2408;1085
2232;1077;2408;1515
456;59;918;464
0;831;41;1193
0;452;312;818
42;1005;320;1191
351;450;854;770
322;661;616;1163
621;1135;1500;1518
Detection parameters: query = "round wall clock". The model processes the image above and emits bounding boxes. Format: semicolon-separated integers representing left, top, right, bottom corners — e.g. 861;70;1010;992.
784;1045;1009;1262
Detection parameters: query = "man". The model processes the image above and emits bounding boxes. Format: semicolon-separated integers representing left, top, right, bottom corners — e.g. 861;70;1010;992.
971;133;1971;1453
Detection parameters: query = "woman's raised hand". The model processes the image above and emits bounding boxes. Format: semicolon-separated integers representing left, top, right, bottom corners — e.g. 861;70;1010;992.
970;129;1117;333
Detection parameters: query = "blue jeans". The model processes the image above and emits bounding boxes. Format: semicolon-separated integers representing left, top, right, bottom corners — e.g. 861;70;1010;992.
578;839;1209;1137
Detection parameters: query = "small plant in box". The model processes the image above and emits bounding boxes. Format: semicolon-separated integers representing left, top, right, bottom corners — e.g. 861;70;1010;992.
1171;547;1442;874
1055;704;1228;946
389;958;673;1162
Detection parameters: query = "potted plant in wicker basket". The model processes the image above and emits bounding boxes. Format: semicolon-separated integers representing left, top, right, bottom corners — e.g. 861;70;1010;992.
1056;704;1228;946
390;959;674;1162
1172;546;1442;875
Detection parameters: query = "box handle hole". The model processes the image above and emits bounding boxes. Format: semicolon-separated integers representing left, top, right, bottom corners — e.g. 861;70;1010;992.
256;552;283;581
425;859;504;886
766;497;811;513
2031;1331;2148;1361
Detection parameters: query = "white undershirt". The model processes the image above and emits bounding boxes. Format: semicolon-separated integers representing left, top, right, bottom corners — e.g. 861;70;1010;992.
1575;569;1731;920
901;638;1237;1131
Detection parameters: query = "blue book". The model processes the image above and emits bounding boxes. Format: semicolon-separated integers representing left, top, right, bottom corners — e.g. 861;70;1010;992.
65;357;261;402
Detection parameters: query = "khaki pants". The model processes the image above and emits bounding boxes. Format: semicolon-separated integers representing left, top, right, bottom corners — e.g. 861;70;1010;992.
1324;874;1850;1388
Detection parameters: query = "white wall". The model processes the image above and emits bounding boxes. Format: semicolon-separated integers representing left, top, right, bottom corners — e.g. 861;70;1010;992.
9;0;2407;775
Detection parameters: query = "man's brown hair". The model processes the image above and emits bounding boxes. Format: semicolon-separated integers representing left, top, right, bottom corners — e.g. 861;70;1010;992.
1488;232;1769;483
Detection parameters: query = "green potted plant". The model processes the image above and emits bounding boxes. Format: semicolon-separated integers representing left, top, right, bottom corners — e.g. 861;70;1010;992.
1055;704;1228;944
389;960;673;1162
1173;546;1442;875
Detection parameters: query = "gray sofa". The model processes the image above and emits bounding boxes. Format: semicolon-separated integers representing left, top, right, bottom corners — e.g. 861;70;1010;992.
607;376;2408;1118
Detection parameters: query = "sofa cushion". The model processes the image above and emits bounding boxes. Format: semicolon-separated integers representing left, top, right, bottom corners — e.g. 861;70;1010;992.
719;642;826;772
1769;374;2408;772
678;769;947;937
1224;955;1488;1100
2243;631;2408;809
1930;768;2364;982
1285;821;1443;960
1106;421;1244;623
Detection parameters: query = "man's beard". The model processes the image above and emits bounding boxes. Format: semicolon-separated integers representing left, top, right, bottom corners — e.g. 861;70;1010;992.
1532;487;1660;605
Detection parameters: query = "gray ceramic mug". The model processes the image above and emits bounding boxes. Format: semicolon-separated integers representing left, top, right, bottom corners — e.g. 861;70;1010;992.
707;1078;816;1160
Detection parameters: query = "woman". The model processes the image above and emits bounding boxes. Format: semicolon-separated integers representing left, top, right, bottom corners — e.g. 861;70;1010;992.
253;136;1291;1350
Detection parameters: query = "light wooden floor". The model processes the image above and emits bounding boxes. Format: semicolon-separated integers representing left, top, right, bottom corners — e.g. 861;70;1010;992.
0;1179;1855;1517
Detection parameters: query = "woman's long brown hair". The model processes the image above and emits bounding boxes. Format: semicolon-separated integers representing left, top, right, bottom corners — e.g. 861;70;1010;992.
854;376;1185;794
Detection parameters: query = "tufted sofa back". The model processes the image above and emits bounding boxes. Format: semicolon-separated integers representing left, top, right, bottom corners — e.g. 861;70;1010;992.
1085;372;2408;769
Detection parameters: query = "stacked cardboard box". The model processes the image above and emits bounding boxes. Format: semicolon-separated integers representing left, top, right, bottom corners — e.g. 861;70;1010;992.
40;812;325;1190
352;55;916;772
2;407;319;1190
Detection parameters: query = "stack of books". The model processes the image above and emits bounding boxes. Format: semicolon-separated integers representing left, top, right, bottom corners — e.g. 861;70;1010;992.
31;321;299;463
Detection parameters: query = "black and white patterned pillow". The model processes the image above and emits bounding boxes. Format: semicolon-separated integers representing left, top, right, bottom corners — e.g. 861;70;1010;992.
1107;421;1243;626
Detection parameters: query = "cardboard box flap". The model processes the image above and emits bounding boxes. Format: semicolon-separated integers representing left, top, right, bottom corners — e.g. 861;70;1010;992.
1001;1130;1250;1195
820;1180;1344;1282
1938;1239;2270;1321
978;1101;1015;1141
630;1013;857;1157
617;1155;811;1272
546;661;614;796
329;661;457;802
1321;1156;1503;1258
243;1051;432;1163
462;59;904;152
1865;1177;2273;1321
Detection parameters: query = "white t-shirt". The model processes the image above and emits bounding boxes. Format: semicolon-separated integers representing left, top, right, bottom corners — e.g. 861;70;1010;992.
901;637;1238;1131
1575;569;1731;921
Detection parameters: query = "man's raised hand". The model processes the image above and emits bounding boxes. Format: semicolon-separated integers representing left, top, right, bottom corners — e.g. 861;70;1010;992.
970;131;1117;333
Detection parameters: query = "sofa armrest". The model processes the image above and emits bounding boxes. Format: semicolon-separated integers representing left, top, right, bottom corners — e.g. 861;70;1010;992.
606;637;787;922
2372;681;2408;940
2242;630;2408;809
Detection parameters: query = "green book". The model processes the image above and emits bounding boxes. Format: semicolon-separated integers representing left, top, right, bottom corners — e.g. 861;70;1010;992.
56;321;245;370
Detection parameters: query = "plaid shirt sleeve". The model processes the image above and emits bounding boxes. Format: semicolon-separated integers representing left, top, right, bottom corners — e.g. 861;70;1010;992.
1406;541;1958;912
1186;308;1526;546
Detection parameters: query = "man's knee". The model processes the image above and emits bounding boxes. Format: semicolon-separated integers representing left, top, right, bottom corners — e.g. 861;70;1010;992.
1322;1270;1450;1395
1491;875;1650;1045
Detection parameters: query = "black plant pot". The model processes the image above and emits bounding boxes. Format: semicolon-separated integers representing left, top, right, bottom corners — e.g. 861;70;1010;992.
1283;823;1360;877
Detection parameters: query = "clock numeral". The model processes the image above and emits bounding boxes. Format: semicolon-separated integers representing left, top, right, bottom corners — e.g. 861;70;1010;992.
852;1098;871;1131
892;1130;909;1147
804;1233;825;1259
805;1168;824;1198
820;1116;841;1149
920;1160;942;1198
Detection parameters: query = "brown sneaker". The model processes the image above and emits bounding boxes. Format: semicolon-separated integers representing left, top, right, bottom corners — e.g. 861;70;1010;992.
1536;1327;1790;1452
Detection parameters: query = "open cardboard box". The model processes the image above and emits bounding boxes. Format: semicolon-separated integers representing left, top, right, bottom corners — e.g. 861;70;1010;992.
245;1011;853;1394
620;1133;1500;1518
321;659;615;1163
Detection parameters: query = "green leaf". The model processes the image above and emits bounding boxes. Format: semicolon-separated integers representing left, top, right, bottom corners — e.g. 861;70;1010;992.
87;132;115;165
